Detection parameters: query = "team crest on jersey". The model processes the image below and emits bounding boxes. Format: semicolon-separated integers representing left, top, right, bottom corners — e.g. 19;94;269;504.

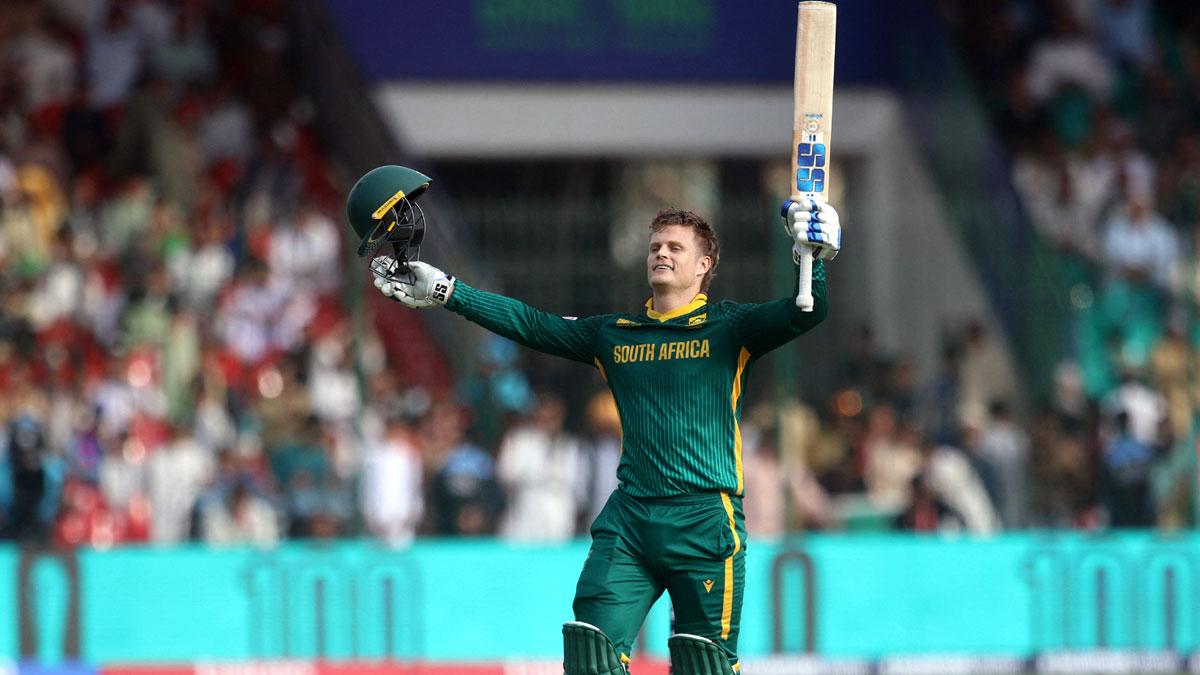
616;318;638;326
688;314;707;326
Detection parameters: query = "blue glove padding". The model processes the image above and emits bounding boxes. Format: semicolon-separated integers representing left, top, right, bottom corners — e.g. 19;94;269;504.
781;197;841;261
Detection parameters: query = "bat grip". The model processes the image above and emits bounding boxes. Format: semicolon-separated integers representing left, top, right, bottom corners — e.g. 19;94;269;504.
795;244;815;311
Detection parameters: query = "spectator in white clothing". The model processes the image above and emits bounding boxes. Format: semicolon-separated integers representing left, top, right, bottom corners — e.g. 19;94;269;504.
360;409;424;546
959;320;1020;429
1026;11;1113;104
8;10;77;114
199;83;253;165
977;400;1029;528
1104;372;1166;448
1101;197;1181;290
919;435;999;534
216;258;290;366
497;393;583;541
147;424;213;543
86;2;144;111
267;201;342;295
200;479;279;547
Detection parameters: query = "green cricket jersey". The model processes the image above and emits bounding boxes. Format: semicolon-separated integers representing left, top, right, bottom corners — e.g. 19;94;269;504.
445;260;827;498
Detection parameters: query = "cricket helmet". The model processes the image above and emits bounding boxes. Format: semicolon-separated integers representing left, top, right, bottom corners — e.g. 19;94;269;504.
346;165;431;280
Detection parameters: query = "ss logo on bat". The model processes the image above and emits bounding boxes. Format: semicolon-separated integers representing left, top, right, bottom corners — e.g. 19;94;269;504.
796;142;826;194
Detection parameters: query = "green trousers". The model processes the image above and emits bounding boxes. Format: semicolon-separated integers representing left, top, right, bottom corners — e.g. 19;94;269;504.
572;489;747;664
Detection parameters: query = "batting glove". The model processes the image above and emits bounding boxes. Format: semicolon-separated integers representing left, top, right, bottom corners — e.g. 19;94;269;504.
373;259;455;309
782;197;841;262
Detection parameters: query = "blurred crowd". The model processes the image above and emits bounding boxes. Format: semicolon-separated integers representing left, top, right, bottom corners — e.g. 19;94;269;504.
940;0;1198;529
0;0;633;550
744;316;1181;535
0;0;378;548
0;0;1192;552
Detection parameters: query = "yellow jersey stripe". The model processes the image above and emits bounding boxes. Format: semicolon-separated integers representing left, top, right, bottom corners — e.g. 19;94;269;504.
644;293;708;322
730;347;751;495
720;492;741;640
594;359;623;453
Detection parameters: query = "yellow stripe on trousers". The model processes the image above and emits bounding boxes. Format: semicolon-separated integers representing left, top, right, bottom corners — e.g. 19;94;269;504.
719;492;741;640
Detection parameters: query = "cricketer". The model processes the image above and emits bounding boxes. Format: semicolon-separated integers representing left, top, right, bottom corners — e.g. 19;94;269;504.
345;165;841;675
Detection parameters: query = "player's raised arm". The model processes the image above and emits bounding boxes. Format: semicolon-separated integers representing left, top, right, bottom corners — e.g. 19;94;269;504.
374;260;602;364
346;165;601;365
728;198;840;356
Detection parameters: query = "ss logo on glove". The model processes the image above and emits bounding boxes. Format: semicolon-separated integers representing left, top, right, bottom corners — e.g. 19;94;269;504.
432;279;452;304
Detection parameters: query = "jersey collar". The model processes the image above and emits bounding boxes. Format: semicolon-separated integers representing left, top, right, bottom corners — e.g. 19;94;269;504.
645;293;708;322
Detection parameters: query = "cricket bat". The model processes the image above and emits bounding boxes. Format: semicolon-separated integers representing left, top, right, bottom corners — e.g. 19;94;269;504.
791;1;837;311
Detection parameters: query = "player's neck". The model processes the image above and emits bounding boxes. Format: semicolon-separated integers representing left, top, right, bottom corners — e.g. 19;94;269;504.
650;285;704;316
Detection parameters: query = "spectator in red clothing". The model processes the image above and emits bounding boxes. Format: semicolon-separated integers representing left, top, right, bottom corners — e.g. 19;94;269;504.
54;477;117;549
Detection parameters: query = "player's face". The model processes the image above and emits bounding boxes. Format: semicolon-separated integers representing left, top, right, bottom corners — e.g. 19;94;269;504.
647;225;710;293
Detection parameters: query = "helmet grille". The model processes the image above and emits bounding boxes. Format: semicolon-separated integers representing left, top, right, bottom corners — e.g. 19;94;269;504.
365;199;426;282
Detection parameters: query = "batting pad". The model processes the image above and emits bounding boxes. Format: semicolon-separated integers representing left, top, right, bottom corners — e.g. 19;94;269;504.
563;621;628;675
668;633;736;675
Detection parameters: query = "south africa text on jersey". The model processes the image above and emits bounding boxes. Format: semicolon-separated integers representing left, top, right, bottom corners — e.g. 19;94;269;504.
612;339;711;364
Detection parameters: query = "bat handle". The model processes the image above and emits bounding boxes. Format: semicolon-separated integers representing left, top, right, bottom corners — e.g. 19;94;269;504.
795;244;815;311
